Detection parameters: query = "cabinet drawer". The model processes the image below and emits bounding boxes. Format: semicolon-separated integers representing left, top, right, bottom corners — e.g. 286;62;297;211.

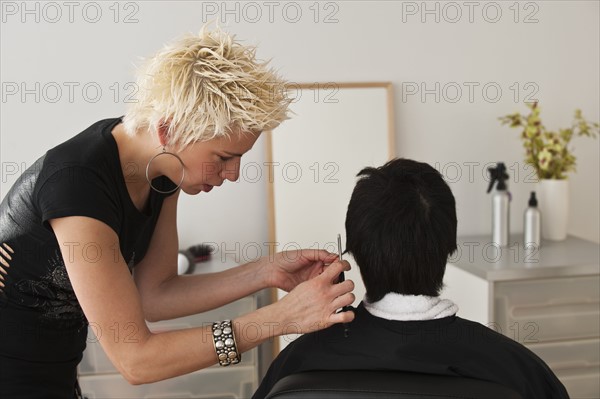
553;366;600;399
526;338;600;371
79;365;257;399
79;297;257;375
493;276;600;342
526;339;600;397
525;339;600;398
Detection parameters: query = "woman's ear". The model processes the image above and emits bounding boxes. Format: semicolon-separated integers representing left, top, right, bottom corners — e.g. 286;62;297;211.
157;119;171;147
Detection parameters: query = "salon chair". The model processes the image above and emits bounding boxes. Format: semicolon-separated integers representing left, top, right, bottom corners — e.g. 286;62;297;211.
264;370;523;399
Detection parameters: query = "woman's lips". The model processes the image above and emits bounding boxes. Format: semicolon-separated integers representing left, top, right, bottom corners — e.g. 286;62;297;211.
203;184;213;192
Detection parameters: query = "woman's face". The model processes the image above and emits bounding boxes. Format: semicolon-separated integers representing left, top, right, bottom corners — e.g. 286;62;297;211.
176;131;261;195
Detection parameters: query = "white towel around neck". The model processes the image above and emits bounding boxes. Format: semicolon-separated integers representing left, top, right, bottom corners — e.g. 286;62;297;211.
363;293;459;321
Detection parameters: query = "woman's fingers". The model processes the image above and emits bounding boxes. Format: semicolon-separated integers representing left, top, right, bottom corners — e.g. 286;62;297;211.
300;248;339;263
330;291;355;312
320;262;355;317
331;279;354;298
320;259;351;283
317;261;354;308
278;258;355;334
328;305;356;325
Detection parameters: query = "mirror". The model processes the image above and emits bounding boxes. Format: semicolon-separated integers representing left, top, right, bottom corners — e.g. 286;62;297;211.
265;82;395;350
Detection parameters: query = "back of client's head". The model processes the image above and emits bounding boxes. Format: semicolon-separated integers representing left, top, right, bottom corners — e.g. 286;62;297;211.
345;158;457;302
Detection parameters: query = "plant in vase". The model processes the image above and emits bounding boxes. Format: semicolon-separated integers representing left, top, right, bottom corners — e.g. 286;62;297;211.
499;102;598;240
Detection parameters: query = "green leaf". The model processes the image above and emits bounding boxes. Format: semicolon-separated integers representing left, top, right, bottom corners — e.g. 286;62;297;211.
498;102;598;179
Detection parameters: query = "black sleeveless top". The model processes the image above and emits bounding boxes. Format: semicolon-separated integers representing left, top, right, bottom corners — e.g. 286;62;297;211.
0;117;176;398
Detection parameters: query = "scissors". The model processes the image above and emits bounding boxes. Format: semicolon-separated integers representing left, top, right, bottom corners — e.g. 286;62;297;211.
337;233;351;337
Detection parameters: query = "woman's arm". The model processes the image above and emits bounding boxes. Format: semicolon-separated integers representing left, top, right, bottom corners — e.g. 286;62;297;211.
132;192;338;322
50;215;354;384
132;191;278;322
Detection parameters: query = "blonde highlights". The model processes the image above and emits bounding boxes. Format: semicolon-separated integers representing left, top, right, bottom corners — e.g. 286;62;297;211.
123;26;291;147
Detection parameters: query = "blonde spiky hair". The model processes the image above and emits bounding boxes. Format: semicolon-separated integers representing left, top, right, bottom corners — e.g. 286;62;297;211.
123;26;291;147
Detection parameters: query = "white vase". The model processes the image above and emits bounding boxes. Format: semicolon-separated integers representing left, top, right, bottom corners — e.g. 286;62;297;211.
536;179;569;241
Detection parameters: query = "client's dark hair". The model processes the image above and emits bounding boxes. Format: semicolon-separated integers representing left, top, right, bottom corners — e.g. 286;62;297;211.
345;158;457;301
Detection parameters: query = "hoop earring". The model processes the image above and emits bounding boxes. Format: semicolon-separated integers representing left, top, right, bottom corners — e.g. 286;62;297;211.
145;147;185;194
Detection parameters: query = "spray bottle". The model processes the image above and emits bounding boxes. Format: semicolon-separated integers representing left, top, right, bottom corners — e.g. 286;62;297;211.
487;162;511;247
524;191;541;250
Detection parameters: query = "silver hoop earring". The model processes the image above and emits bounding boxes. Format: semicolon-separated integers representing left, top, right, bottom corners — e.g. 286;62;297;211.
145;147;185;194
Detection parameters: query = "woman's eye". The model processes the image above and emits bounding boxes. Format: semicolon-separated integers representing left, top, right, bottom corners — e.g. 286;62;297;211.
219;155;233;162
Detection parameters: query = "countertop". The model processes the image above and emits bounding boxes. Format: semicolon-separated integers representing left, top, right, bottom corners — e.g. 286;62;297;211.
448;234;600;281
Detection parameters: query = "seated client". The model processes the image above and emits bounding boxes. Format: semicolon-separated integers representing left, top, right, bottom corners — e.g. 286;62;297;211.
253;158;568;399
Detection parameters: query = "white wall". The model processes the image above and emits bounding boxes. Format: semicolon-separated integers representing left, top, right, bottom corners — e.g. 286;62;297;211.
2;1;598;264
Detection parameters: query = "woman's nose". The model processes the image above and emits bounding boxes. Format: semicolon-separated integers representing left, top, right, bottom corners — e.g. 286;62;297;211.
220;161;240;182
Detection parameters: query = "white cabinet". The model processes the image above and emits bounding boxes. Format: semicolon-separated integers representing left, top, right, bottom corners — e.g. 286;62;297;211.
442;235;600;399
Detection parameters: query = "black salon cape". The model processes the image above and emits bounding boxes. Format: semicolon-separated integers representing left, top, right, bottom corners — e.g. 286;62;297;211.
253;303;569;399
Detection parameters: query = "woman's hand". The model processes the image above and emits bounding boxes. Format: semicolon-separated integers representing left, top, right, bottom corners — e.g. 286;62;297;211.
272;259;355;334
265;249;340;292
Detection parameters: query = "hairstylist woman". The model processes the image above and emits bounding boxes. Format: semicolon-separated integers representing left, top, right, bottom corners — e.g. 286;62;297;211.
0;27;355;398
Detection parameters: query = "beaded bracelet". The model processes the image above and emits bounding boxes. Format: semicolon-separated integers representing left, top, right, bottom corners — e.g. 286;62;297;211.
211;320;241;366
